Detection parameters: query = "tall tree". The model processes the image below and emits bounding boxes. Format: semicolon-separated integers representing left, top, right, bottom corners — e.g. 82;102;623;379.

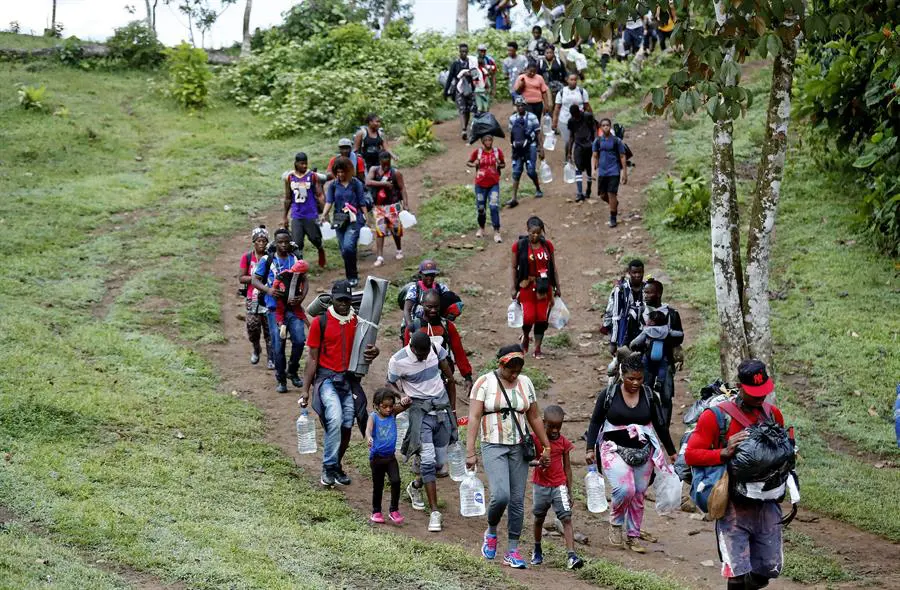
382;0;394;31
456;0;469;34
166;0;237;47
50;0;57;33
144;0;159;31
241;0;252;56
537;0;805;380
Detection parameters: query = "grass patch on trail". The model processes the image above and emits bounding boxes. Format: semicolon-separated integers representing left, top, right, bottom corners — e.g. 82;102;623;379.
781;529;855;584
418;185;478;239
0;61;509;589
645;65;900;544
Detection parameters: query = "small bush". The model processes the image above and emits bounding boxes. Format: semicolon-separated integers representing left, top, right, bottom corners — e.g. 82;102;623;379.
661;168;711;230
57;36;84;67
17;84;48;111
106;21;164;68
404;118;438;152
165;42;212;109
8;21;20;34
384;20;411;39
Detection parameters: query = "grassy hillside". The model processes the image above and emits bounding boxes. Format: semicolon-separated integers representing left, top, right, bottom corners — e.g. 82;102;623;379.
0;59;508;588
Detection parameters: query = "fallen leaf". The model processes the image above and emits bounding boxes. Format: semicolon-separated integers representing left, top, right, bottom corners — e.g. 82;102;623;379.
867;407;878;417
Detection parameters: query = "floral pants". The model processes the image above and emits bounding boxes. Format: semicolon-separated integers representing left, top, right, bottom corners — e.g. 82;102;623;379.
600;440;654;538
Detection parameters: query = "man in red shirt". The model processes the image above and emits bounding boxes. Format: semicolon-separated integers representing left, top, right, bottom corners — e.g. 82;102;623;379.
301;280;379;487
685;359;788;590
404;289;473;396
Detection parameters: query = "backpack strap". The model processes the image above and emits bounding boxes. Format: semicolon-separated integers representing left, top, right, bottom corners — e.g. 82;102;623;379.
708;406;732;450
317;312;328;357
718;400;771;430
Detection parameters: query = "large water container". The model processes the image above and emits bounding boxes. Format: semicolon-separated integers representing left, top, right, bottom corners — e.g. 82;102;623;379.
584;465;608;513
564;162;576;184
395;411;409;454
320;222;336;241
296;409;317;454
448;441;466;482
398;210;417;228
507;300;524;328
543;132;557;151
541;114;553;135
459;469;487;517
540;159;553;184
358;226;374;246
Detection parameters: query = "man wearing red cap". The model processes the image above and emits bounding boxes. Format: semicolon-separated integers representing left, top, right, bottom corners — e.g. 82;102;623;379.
685;359;789;590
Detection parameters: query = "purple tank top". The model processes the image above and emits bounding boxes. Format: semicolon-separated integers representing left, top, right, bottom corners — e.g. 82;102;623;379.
286;171;319;219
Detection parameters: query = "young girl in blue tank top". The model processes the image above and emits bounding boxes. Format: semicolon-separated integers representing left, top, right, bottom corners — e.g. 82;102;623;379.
365;388;405;525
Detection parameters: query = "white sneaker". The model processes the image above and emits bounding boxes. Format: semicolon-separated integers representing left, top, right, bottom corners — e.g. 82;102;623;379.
428;511;442;532
373;256;384;267
476;228;484;238
407;481;425;511
395;250;404;260
494;232;503;243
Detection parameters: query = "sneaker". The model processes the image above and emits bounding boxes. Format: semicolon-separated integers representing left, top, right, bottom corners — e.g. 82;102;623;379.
532;349;544;360
530;549;544;565
334;468;351;486
348;278;359;288
609;524;624;548
436;464;450;478
407;481;425;511
288;373;303;388
276;381;288;394
608;216;618;228
567;554;585;570
506;199;519;209
503;550;528;569
639;530;658;543
395;250;404;260
373;256;384;267
494;232;502;243
250;352;260;365
575;194;585;203
481;532;498;560
535;190;544;199
370;512;385;524
625;537;647;553
475;228;484;238
389;510;405;525
320;467;336;487
266;359;275;370
461;131;468;141
428;511;442;532
317;248;326;268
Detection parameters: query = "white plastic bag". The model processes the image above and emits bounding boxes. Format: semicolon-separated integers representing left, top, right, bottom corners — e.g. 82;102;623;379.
398;209;417;228
320;222;336;241
358;226;374;246
548;297;570;329
543;132;557;151
564;162;576;184
654;469;682;516
507;300;524;328
539;159;553;183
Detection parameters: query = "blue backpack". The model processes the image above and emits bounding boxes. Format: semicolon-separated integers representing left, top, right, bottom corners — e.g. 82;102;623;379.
510;115;534;156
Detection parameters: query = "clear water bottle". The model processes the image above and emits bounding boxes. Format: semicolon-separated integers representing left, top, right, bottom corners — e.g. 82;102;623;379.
507;300;524;328
296;409;317;454
564;162;576;184
540;159;553;183
459;468;487;517
894;383;900;449
584;465;608;513
543;132;557;151
541;114;552;135
448;441;466;482
395;411;409;453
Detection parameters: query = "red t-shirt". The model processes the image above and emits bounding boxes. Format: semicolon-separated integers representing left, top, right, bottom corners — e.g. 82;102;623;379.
306;314;358;373
684;402;785;467
512;239;554;277
469;147;505;188
239;251;261;301
327;155;366;177
532;434;574;488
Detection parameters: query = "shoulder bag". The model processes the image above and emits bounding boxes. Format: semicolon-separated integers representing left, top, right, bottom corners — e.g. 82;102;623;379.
493;371;536;461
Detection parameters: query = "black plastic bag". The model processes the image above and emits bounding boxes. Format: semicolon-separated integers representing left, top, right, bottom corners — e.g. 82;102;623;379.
673;429;693;482
469;112;506;144
729;421;795;483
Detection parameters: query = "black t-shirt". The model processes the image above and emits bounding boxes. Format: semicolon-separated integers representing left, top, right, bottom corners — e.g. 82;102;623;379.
568;112;598;148
604;391;652;448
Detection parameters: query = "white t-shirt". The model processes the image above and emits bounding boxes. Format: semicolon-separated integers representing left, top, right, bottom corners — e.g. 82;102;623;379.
471;372;536;446
555;86;589;124
387;344;448;401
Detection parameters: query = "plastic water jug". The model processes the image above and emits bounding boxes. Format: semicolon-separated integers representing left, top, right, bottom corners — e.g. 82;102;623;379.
358;226;374;246
540;159;553;184
459;468;487;517
320;222;336;241
398;210;417;228
584;465;608;513
564;162;576;184
543;132;557;151
894;383;900;449
507;300;524;328
541;114;553;135
296;409;317;454
448;441;466;482
395;411;409;453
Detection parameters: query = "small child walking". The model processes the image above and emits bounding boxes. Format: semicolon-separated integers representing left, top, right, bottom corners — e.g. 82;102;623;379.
530;405;584;569
366;388;405;525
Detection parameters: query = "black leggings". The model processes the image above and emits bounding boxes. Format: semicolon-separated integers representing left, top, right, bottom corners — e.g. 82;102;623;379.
523;321;548;338
370;455;401;513
727;574;771;590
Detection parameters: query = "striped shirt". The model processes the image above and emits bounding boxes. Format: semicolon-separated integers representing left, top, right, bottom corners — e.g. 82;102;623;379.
470;372;536;445
387;345;449;403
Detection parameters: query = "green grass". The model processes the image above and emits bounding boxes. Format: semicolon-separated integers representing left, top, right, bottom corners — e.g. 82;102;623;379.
418;185;478;240
0;61;511;589
781;529;854;584
544;332;573;349
644;65;900;541
0;32;60;50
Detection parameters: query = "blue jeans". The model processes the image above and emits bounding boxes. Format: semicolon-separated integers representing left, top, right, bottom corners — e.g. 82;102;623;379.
334;225;359;281
511;144;538;181
419;413;450;484
319;378;356;468
268;310;306;383
474;184;501;230
643;357;675;425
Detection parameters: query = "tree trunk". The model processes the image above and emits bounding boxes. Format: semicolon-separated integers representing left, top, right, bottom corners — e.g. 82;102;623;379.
51;0;57;32
744;32;799;368
710;115;749;382
455;0;468;34
145;0;154;31
240;0;253;57
382;0;394;32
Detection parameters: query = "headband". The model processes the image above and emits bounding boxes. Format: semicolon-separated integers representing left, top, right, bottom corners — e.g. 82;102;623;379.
251;226;269;242
498;351;525;365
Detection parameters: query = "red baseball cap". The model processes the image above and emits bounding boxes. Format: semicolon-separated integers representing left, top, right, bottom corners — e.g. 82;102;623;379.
737;359;774;397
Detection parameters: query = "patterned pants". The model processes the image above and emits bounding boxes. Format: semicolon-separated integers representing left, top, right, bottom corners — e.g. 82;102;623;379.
245;302;272;362
600;441;654;538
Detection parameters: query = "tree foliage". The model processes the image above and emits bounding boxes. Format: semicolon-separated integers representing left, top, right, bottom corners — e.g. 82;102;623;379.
165;42;212;109
106;21;165;68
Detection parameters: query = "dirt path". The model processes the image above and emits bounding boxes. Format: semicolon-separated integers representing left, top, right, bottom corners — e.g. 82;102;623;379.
207;107;899;589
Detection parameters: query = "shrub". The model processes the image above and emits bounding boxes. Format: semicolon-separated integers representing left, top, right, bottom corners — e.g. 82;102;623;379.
404;119;438;152
106;21;164;68
165;42;212;109
384;20;411;40
661;168;711;230
57;36;84;67
8;21;20;34
17;84;49;111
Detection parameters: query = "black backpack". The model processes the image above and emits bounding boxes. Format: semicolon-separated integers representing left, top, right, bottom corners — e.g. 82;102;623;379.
510;115;534;156
487;1;499;19
613;123;635;163
255;242;302;306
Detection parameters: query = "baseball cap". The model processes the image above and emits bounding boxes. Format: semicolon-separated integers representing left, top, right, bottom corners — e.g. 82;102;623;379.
477;44;488;51
737;359;774;397
418;259;439;275
514;97;526;106
337;138;352;148
331;279;353;301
